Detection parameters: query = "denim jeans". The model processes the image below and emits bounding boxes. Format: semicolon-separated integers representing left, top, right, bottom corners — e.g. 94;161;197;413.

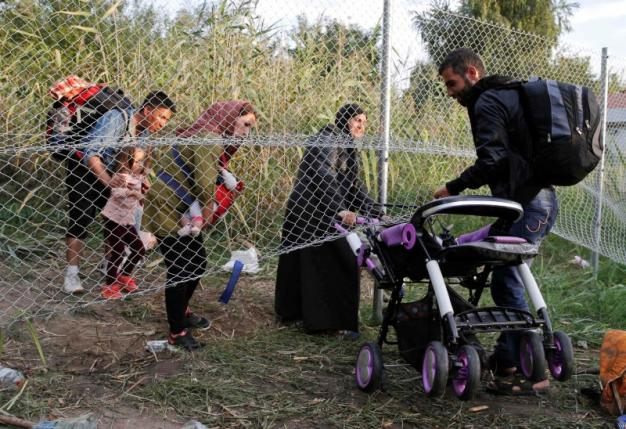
490;188;559;367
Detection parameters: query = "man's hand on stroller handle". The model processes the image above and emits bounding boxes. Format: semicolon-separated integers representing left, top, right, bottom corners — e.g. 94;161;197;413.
434;185;451;199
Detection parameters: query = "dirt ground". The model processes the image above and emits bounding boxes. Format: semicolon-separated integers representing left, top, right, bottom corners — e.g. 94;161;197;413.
0;272;613;429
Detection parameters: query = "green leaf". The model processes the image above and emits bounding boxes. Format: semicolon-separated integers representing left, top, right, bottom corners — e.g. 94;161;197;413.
101;0;123;20
13;29;39;39
58;10;91;17
54;49;62;68
71;25;98;34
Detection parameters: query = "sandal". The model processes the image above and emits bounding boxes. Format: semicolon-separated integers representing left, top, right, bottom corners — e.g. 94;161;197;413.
486;374;550;396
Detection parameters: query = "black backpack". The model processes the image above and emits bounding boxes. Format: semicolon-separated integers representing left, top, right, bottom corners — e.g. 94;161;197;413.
46;84;134;161
518;78;602;186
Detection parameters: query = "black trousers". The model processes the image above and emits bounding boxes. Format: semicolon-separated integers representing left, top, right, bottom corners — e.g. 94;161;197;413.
65;158;110;239
158;234;207;333
103;218;145;285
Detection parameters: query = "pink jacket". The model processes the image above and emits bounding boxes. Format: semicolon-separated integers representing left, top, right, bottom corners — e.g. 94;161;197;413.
101;173;144;225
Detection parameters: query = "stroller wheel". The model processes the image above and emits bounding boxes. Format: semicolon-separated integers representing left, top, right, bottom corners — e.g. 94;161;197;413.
547;331;574;381
355;342;383;392
519;331;548;382
452;345;481;401
422;341;449;397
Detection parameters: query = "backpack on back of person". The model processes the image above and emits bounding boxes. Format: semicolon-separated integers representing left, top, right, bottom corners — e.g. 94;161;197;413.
518;78;602;186
477;76;603;186
46;76;133;161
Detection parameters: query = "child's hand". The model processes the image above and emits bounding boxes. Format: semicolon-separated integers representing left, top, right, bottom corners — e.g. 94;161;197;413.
141;177;150;194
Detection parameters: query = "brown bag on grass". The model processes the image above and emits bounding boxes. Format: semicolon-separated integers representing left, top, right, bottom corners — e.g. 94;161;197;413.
600;329;626;416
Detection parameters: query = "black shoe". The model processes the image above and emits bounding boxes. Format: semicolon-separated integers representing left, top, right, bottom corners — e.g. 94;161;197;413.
184;313;211;330
168;329;203;351
487;353;518;376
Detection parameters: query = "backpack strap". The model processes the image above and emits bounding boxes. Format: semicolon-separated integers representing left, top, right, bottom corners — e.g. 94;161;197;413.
156;170;196;207
156;146;197;208
172;145;195;188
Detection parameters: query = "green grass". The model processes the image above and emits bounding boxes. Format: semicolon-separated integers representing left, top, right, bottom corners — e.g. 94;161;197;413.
126;325;610;428
536;235;626;346
0;232;621;428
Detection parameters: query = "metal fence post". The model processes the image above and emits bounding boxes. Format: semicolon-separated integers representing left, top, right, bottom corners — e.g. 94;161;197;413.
591;47;609;276
373;0;391;324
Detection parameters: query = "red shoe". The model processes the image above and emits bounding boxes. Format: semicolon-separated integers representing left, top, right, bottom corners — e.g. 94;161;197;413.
101;282;123;300
117;274;138;293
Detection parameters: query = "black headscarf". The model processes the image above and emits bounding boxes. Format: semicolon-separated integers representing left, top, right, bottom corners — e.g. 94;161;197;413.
335;103;365;135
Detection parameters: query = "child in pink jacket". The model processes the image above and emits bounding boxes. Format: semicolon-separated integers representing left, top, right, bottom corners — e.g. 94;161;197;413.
100;147;148;299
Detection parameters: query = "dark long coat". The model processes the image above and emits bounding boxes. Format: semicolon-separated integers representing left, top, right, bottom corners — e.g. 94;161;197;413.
275;125;380;333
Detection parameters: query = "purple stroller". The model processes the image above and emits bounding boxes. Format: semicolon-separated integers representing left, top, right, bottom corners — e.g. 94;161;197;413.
350;195;574;400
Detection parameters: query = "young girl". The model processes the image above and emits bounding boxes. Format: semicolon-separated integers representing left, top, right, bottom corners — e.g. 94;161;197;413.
100;146;148;299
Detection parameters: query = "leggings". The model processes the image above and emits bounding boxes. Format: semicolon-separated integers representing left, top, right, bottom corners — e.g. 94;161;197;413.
103;218;145;285
157;234;207;333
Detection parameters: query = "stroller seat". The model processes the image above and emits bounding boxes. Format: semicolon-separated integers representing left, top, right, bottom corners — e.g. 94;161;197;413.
438;240;538;277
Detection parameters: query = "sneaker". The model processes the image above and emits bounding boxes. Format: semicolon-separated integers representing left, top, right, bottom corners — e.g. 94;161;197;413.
63;271;85;294
168;329;203;351
116;274;138;293
101;282;123;300
189;225;202;237
184;313;211;330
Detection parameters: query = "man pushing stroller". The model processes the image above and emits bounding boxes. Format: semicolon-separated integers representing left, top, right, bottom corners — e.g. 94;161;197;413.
434;48;559;394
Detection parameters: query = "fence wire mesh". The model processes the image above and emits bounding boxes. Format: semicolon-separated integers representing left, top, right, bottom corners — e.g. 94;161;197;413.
0;0;624;324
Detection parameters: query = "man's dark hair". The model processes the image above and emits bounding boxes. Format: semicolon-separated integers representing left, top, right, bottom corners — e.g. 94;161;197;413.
141;90;177;113
438;48;486;77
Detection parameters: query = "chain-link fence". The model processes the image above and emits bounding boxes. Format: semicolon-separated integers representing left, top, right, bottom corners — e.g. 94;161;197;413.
0;0;624;325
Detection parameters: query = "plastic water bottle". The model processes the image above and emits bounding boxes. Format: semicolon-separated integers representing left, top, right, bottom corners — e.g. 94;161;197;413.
0;366;25;389
345;232;362;257
145;340;180;353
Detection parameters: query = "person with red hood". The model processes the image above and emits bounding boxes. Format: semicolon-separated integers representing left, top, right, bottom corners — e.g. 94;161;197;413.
143;100;257;351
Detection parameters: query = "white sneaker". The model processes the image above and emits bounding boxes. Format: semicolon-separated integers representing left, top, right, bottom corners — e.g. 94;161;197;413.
189;225;201;237
63;271;85;294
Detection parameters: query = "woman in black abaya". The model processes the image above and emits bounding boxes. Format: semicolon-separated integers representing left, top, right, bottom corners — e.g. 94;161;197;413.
274;103;381;337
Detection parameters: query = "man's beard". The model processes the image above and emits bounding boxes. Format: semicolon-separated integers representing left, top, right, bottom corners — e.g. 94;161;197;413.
455;76;474;107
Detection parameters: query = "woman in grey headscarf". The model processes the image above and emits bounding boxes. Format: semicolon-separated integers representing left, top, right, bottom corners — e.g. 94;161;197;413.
274;103;381;338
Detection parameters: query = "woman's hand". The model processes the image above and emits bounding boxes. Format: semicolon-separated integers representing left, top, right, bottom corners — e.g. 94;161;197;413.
338;210;357;226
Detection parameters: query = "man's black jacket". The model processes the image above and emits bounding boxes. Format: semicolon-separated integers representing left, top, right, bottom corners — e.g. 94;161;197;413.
445;75;545;205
